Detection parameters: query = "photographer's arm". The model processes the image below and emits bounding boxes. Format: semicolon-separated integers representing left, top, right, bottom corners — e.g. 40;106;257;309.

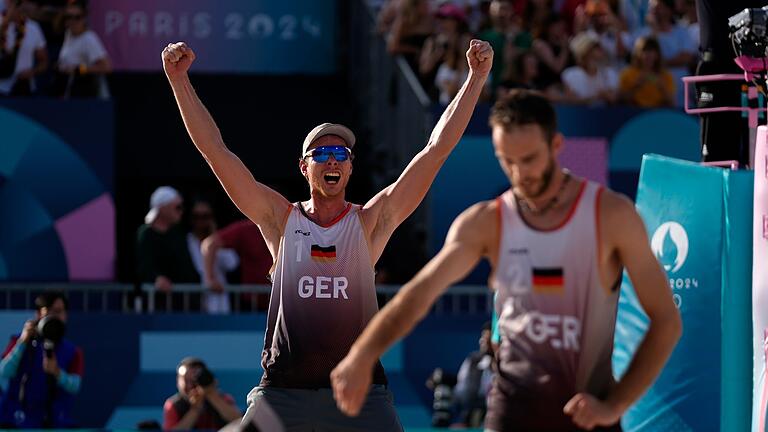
0;339;26;379
43;347;83;394
0;320;36;379
205;389;242;423
166;402;203;431
58;347;83;394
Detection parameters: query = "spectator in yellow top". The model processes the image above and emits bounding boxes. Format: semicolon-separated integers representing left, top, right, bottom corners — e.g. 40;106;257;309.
619;36;675;108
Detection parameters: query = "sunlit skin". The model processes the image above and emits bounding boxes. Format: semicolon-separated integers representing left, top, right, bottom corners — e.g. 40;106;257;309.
491;123;568;208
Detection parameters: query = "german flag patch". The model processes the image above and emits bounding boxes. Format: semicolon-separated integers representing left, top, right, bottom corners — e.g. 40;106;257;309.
311;245;336;262
532;268;564;294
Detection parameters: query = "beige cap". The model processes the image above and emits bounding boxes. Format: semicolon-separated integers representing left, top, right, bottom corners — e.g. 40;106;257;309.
301;123;356;156
570;32;601;63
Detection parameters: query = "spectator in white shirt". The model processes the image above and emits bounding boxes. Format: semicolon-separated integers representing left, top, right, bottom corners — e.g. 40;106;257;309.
0;0;47;96
562;32;619;105
186;199;239;314
52;0;111;99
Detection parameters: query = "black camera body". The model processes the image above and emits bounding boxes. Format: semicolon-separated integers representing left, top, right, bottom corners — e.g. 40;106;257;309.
729;6;768;59
35;316;66;358
195;366;214;387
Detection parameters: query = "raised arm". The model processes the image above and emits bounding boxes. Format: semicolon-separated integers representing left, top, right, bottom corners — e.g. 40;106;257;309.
363;40;493;255
331;201;497;416
162;42;290;245
565;193;682;430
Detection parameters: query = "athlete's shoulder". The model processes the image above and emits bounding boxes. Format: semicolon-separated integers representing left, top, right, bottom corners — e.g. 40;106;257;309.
447;199;499;243
598;187;636;218
457;199;499;225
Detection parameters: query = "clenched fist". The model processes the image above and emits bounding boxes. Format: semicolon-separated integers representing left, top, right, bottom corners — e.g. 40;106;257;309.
466;39;493;76
162;42;196;80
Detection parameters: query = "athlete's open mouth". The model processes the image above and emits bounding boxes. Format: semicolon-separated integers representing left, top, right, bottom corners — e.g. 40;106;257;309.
324;172;341;185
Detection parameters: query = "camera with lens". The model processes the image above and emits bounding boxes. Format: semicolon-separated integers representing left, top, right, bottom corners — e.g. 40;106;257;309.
426;368;456;427
194;365;215;387
729;6;768;60
34;315;66;358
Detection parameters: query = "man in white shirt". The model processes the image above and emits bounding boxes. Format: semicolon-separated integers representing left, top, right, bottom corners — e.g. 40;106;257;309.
0;0;47;96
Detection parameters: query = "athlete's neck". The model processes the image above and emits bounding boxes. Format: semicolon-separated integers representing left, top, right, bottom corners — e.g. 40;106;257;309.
302;196;349;226
520;169;571;212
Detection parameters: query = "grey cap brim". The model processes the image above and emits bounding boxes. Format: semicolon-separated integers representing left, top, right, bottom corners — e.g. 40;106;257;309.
301;123;356;156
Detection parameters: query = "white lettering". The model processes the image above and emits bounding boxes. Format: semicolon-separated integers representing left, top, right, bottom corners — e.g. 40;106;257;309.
562;316;580;351
669;278;699;290
249;14;274;38
297;276;350;299
194;13;212;39
673;293;682;309
316;276;331;299
105;11;123;35
526;312;559;344
333;277;349;299
302;16;321;38
298;276;313;298
129;12;148;36
154;11;173;37
225;13;244;40
278;15;296;40
522;312;581;351
178;13;189;37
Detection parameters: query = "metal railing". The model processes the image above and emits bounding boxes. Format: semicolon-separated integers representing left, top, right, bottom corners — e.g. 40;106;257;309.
0;283;493;316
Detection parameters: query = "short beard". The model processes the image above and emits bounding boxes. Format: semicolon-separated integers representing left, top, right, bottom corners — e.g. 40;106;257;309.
517;156;556;199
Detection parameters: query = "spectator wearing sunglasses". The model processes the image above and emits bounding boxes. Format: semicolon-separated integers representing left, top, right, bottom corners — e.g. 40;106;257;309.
162;38;493;430
136;186;200;294
51;0;111;99
185;199;239;314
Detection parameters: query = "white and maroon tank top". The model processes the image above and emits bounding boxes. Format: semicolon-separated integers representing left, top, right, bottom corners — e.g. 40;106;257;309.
260;202;387;388
490;180;619;410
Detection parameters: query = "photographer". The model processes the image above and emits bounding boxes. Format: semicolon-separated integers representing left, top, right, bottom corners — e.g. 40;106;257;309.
163;357;241;431
0;292;83;428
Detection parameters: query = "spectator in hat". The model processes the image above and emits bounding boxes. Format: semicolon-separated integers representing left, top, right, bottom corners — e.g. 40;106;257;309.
573;0;632;69
562;31;619;104
136;186;199;292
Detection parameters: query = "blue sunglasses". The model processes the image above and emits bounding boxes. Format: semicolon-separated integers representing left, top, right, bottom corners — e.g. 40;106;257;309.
303;145;352;163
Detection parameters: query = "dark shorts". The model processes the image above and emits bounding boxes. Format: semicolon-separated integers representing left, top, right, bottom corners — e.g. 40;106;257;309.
246;385;403;432
484;384;622;432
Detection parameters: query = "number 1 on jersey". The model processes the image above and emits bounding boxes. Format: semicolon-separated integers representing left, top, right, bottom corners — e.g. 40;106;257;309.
294;240;303;262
